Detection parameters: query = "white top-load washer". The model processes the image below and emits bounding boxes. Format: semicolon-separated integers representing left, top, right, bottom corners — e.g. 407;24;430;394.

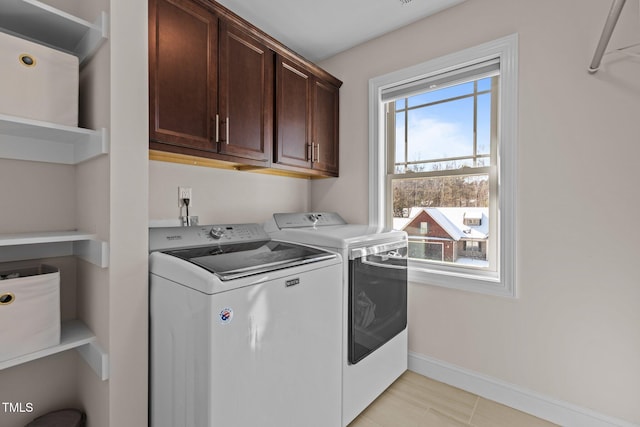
264;212;408;426
149;223;343;427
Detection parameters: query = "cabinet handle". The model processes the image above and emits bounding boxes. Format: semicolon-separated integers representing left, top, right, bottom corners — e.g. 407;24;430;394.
215;114;220;143
307;143;313;162
226;117;230;145
309;142;319;163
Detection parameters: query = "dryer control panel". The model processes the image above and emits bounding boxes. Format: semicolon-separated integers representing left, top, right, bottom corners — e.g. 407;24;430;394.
271;212;347;229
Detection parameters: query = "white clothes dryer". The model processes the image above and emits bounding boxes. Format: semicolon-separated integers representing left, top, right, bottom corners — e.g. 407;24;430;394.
265;212;408;426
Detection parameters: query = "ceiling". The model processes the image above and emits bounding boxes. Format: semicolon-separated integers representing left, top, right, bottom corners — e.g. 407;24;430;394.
215;0;467;62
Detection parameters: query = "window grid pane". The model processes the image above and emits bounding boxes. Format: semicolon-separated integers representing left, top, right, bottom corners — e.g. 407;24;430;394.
392;78;495;173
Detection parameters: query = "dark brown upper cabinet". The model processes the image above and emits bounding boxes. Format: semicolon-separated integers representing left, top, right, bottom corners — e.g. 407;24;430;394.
149;0;218;152
274;55;340;177
312;78;339;176
149;0;341;176
149;0;272;166
217;20;273;163
274;56;312;170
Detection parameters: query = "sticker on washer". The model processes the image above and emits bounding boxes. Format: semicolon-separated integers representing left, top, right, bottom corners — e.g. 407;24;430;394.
219;308;234;325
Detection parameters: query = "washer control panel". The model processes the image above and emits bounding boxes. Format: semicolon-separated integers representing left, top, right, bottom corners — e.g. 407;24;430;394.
150;223;268;251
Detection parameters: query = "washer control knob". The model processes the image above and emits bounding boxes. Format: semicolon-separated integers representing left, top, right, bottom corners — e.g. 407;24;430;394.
209;226;225;240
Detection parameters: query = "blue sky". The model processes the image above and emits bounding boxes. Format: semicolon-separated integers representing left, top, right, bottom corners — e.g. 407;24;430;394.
394;77;493;170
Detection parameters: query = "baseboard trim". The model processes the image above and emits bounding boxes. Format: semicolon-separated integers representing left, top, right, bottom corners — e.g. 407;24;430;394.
408;352;638;427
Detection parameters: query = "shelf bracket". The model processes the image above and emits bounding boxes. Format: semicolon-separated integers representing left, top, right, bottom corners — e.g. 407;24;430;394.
75;11;109;65
76;340;109;381
73;240;109;268
74;127;109;164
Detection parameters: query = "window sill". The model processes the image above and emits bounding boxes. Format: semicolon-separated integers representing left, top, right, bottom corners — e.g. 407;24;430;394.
408;261;515;298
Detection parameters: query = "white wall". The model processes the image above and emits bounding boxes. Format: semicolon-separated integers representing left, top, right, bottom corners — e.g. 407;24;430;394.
107;1;150;426
73;0;111;424
149;161;311;224
316;0;640;424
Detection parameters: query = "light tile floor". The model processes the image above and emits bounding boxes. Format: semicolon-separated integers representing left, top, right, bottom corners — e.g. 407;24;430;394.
348;371;558;427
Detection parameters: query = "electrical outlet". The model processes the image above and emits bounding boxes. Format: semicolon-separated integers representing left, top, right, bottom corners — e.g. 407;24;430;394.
178;187;193;207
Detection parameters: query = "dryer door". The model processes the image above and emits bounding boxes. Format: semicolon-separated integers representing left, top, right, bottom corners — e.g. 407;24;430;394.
348;242;407;364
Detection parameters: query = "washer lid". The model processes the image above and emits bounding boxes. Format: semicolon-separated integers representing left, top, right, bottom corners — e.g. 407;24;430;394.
162;239;335;281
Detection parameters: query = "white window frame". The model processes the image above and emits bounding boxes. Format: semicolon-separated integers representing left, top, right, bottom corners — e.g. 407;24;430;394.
368;34;518;297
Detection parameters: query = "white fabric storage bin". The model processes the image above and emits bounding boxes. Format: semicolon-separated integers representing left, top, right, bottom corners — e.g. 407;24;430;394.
0;264;60;361
0;31;79;126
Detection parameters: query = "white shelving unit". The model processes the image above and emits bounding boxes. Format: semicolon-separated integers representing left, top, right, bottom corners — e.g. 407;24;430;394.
0;232;110;380
0;0;110;380
0;231;110;379
0;0;109;166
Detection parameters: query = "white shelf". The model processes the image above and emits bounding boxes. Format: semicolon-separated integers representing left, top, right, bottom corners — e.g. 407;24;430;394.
0;320;109;380
0;230;96;246
0;113;108;165
0;231;109;267
0;0;108;64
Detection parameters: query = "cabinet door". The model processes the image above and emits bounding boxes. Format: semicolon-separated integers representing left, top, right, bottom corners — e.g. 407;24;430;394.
149;0;218;151
312;79;339;176
218;21;273;163
274;56;312;169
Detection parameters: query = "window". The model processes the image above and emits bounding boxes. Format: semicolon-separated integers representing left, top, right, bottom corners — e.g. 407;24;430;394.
463;213;482;226
465;241;480;252
419;222;428;234
368;34;518;297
